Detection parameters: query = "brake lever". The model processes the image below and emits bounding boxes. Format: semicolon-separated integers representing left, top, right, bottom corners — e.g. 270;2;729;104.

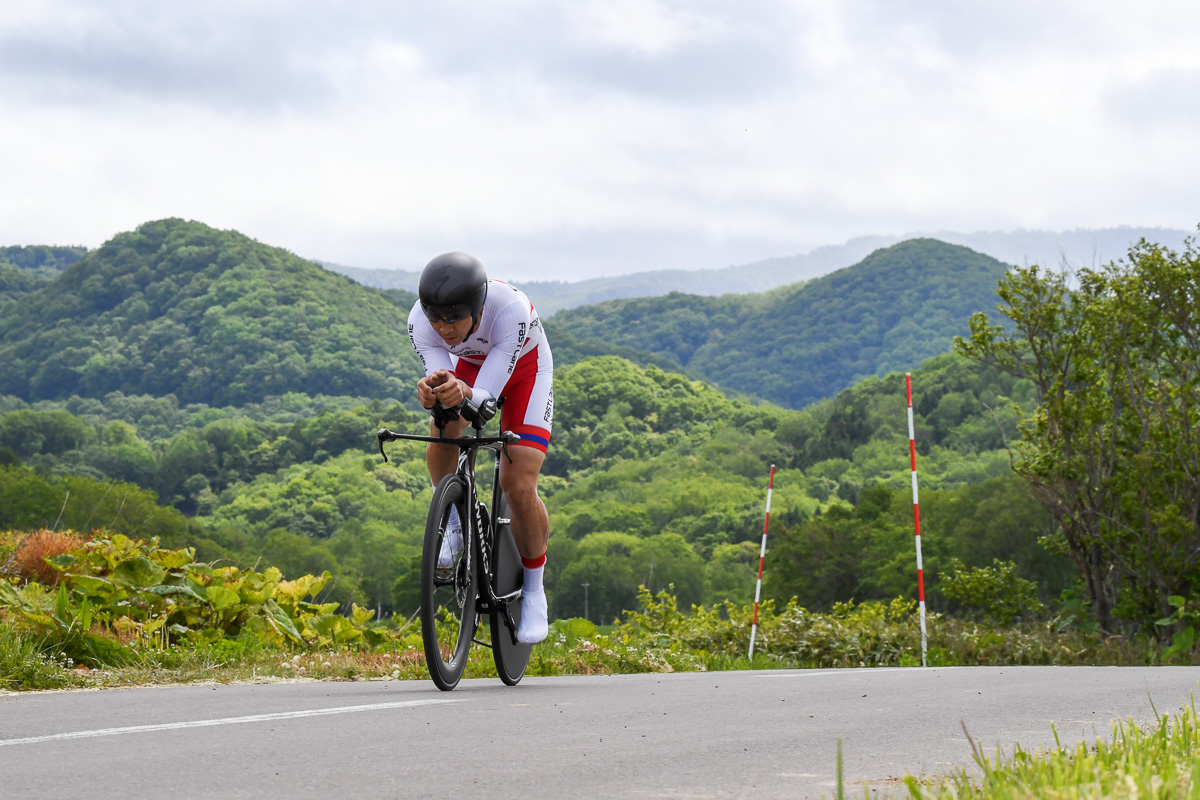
500;431;520;464
377;428;395;462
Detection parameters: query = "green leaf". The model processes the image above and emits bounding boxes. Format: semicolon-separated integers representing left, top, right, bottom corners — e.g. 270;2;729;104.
53;584;71;624
307;613;363;645
112;557;167;589
277;572;331;605
206;585;241;610
261;599;304;644
350;604;374;626
148;584;206;602
153;549;195;570
298;601;340;616
71;575;117;594
78;597;93;631
46;554;77;570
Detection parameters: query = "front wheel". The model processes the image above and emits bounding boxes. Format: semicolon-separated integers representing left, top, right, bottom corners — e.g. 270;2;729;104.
421;474;476;691
489;491;532;685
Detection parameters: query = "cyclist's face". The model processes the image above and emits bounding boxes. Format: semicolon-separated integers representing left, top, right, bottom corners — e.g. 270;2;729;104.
431;315;473;346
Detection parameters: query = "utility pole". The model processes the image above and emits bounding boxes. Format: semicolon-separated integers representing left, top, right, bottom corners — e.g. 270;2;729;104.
580;582;590;622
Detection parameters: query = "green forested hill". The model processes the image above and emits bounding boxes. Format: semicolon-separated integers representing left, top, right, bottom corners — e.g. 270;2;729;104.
1;350;1059;621
549;239;1011;408
0;220;422;406
0;220;1070;625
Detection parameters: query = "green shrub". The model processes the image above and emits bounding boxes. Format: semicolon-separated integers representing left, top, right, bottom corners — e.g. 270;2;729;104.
942;558;1046;624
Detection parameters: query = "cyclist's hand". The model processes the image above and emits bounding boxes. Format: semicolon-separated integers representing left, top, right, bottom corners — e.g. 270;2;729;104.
417;370;451;409
432;376;472;408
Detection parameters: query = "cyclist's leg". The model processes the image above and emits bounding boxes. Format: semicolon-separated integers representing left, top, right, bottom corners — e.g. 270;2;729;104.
425;414;469;484
497;348;552;559
499;447;549;558
497;353;553;643
501;448;549;644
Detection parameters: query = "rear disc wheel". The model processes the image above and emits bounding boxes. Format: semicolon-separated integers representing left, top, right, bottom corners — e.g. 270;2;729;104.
489;491;532;685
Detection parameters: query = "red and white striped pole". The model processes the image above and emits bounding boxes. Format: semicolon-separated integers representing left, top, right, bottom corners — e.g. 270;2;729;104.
748;464;775;660
906;373;928;666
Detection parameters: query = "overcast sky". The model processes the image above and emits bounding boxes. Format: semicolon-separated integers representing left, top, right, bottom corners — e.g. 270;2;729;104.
1;1;1198;280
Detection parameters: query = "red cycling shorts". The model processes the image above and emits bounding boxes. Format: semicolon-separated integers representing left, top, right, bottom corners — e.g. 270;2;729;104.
454;345;554;452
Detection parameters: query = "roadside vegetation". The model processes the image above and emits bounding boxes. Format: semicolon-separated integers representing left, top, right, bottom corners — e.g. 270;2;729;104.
902;703;1200;799
0;528;1181;694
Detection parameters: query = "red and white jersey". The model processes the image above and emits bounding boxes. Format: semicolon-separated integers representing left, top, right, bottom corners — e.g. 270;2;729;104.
407;280;551;406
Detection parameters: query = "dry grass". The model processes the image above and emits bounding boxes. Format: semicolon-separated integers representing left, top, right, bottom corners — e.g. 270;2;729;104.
2;529;87;586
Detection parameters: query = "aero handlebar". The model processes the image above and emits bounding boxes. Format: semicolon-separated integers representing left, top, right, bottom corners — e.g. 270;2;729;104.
376;397;518;462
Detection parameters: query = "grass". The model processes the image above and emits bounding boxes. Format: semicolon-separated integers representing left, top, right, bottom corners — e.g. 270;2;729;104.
0;623;88;691
901;701;1200;799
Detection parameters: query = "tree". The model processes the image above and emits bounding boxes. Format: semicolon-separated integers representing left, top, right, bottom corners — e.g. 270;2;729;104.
955;233;1200;632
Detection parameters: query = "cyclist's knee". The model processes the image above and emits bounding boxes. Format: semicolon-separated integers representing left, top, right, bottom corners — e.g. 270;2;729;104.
502;474;539;505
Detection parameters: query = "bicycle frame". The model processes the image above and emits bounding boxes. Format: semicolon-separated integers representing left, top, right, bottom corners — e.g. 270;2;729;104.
378;407;525;645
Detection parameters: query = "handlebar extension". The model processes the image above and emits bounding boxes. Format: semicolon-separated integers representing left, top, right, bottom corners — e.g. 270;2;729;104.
376;397;509;462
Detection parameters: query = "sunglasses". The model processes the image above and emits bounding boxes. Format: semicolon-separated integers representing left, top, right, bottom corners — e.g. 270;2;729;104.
422;304;471;325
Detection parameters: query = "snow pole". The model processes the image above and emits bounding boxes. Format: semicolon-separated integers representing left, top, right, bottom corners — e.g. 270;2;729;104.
906;373;928;666
748;464;776;661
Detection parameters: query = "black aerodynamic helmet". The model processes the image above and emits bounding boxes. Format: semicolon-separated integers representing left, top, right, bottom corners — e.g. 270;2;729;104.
418;251;488;330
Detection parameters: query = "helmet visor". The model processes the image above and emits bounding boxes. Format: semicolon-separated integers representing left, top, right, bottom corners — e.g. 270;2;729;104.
422;303;472;325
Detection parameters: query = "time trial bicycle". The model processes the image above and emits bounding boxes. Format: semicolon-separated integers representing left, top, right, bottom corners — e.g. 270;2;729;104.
377;398;532;690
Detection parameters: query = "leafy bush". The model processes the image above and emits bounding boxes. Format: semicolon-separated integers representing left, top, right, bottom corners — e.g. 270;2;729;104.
0;529;386;667
941;558;1047;624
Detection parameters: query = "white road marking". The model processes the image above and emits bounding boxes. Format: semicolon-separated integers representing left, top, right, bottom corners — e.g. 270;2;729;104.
0;698;462;748
755;668;912;677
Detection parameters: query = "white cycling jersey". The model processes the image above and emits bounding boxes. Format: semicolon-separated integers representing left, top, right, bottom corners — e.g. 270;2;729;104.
407;280;550;406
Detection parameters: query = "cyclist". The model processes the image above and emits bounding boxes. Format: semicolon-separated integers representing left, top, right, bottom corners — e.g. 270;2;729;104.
408;251;554;644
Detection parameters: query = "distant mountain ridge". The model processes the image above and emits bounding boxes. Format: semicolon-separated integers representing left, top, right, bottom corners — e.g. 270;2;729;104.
548;238;1012;409
0;219;1182;413
325;226;1191;314
0;245;89;303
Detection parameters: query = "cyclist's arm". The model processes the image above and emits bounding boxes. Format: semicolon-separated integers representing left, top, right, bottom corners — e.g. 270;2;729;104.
408;308;456;369
408;308;459;408
469;297;531;405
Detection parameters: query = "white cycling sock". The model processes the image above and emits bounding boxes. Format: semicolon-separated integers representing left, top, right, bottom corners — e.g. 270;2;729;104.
437;505;463;569
517;559;548;644
431;480;462;533
523;562;544;593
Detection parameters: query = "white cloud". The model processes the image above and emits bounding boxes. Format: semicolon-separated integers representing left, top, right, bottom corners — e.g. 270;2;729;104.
1;0;1198;279
569;0;724;57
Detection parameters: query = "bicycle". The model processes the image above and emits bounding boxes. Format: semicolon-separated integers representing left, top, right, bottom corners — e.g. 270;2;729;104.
377;398;533;691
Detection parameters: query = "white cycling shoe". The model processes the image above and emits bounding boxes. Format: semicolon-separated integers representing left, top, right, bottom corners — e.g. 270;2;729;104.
436;507;463;570
517;587;549;644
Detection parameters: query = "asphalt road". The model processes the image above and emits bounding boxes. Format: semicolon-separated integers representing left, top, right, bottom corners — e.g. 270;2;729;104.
3;666;1199;799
